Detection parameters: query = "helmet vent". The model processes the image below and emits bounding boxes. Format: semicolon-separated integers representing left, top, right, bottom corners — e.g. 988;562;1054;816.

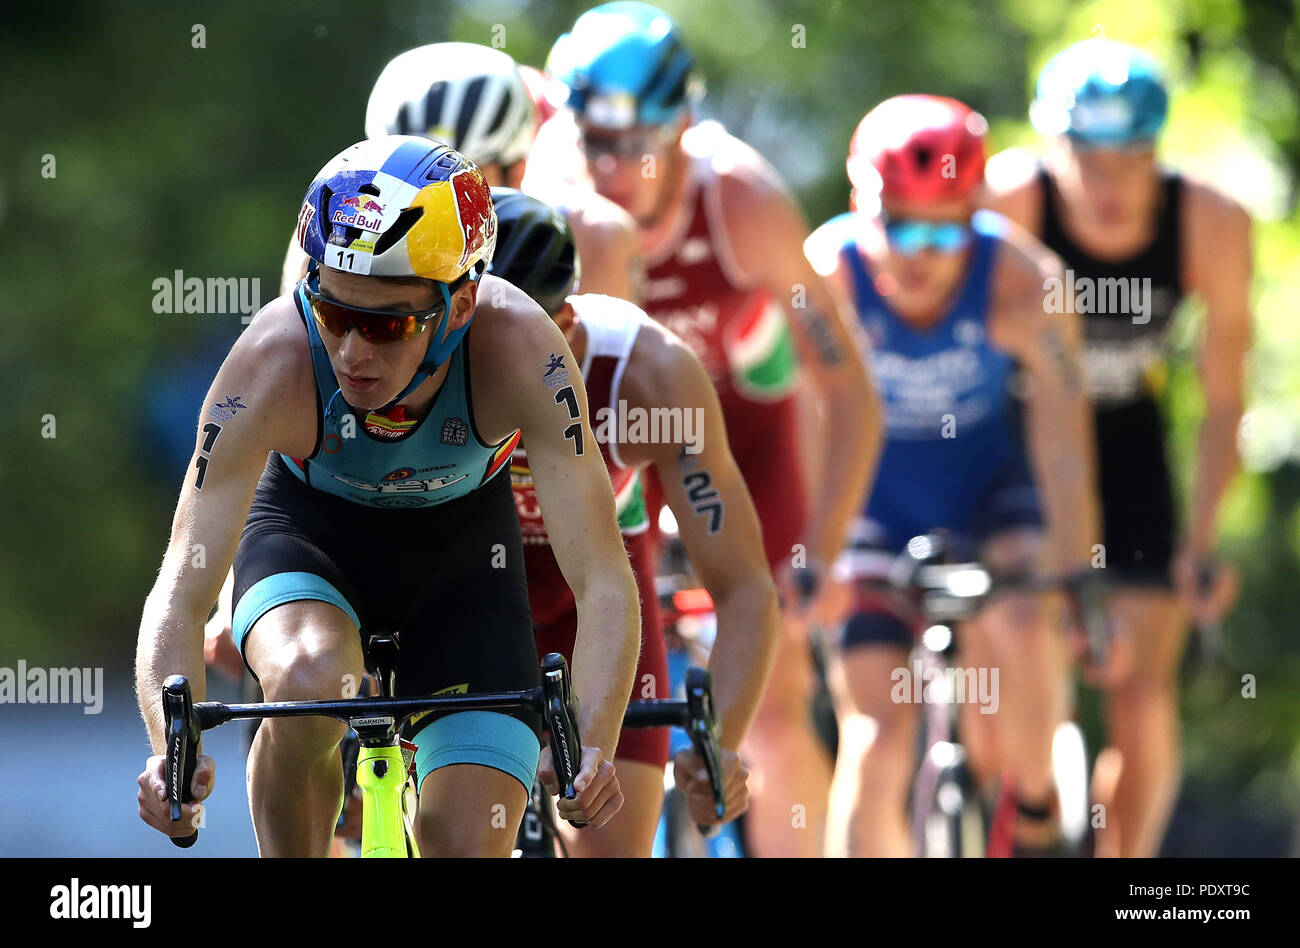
373;206;424;256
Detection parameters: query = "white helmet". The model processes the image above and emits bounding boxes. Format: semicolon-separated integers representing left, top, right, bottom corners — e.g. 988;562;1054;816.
365;43;536;169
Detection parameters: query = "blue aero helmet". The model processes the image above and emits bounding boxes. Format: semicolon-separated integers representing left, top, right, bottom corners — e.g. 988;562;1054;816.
547;1;702;129
1030;39;1169;146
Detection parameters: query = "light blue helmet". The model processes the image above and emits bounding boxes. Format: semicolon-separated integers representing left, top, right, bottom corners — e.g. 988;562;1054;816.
1030;39;1169;146
547;2;701;128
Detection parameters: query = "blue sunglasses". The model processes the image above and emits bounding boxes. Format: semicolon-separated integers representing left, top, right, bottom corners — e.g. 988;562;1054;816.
881;214;972;257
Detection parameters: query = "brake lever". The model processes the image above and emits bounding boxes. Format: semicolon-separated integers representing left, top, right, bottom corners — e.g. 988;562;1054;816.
684;666;725;835
540;653;587;828
1065;572;1112;671
162;675;200;848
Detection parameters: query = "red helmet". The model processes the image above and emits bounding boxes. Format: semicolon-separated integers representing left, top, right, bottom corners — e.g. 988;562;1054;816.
847;95;987;204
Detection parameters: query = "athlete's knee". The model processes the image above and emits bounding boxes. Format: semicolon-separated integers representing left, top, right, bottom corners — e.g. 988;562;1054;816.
416;801;517;858
838;709;912;788
258;643;359;706
1111;673;1179;714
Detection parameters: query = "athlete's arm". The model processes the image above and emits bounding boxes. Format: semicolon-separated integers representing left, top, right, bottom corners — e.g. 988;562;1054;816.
989;231;1101;574
717;149;884;588
135;298;314;834
1178;181;1252;614
471;279;641;799
619;323;781;750
564;192;644;304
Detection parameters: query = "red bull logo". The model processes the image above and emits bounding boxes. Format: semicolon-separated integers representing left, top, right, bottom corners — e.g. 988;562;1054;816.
407;167;496;281
451;168;495;268
332;194;386;232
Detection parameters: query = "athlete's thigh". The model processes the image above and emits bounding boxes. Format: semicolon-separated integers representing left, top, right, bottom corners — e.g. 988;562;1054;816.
834;641;914;724
397;510;544;812
1108;586;1185;688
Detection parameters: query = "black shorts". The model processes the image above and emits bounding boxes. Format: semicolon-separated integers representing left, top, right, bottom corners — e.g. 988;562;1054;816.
1093;397;1177;587
232;456;542;791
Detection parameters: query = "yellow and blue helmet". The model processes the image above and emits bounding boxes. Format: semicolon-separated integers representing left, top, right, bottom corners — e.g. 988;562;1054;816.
295;136;497;391
296;135;497;284
1031;39;1169;146
547;2;702;129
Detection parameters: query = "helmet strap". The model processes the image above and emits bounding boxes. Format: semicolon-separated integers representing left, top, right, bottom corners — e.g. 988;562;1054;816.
380;279;462;411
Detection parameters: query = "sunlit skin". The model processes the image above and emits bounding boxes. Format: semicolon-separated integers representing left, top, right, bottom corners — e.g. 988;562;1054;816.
547;110;887;858
858;195;979;325
476;160;527;190
313;268;476;414
577;118;688;228
1044;138;1162;256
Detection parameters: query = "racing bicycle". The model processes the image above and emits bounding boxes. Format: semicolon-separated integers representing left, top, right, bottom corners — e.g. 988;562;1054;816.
162;634;587;857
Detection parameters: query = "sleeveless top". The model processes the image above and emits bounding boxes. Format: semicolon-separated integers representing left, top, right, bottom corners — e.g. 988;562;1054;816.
1036;166;1186;406
639;122;800;418
831;210;1020;541
279;282;519;509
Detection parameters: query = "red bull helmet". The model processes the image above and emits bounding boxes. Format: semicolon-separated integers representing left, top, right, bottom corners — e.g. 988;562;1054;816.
295;136;497;401
296;135;497;283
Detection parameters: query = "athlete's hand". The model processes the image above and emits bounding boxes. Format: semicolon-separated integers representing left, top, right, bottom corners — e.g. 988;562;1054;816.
1062;596;1134;689
673;747;749;825
538;745;623;828
137;752;214;838
1172;548;1239;627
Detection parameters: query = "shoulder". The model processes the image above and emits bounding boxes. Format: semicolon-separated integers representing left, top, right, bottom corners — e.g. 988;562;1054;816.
984;210;1061;300
979;147;1043;231
469;274;562;364
618;303;709;406
691;121;794;217
1177;172;1252;294
804;213;858;277
561;188;637;239
562;190;641;276
984;213;1068;353
226;294;313;395
207;294;317;455
1179;172;1251;239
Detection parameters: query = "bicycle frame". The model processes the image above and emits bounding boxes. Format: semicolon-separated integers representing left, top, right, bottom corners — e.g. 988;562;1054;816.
161;652;585;857
870;532;1110;857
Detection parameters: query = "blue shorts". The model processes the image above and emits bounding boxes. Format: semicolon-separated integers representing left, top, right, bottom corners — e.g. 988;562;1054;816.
834;432;1043;651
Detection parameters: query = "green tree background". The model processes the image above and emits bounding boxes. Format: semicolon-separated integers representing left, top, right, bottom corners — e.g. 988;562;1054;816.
2;0;1297;852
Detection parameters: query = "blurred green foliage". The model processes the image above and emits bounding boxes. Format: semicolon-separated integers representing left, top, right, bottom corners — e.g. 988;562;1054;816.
2;0;1296;842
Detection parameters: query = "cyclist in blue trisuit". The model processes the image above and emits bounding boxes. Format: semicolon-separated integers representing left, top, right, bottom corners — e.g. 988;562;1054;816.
806;96;1101;856
136;137;641;856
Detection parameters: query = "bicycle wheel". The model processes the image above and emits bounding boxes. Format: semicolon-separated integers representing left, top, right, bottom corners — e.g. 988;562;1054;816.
915;741;986;857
